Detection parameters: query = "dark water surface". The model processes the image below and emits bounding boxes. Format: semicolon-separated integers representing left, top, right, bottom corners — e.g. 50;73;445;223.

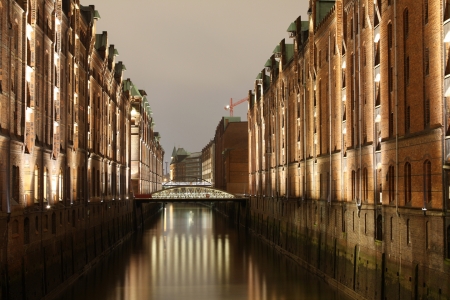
57;204;351;300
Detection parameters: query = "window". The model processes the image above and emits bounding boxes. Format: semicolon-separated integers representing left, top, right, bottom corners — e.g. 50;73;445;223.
404;162;411;203
424;0;428;24
12;166;19;203
388;23;393;49
403;8;409;38
388;165;395;203
362;6;366;29
59;169;63;201
406;219;411;245
425;48;430;75
34;165;39;203
376;214;383;241
390;217;394;241
43;168;48;202
424;160;432;203
363;168;368;202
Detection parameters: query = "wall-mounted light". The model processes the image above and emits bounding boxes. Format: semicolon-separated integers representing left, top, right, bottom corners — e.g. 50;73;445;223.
374;73;381;82
374;33;380;43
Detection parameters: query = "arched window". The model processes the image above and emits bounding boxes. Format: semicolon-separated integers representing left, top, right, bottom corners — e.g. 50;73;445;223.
43;168;48;202
376;214;383;241
406;219;411;244
363;168;368;202
424;160;432;203
388;165;395;203
58;169;63;201
403;8;409;38
404;162;412;203
34;165;40;203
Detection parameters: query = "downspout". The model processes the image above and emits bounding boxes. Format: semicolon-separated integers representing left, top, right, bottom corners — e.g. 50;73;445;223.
394;0;399;217
303;65;307;201
394;0;402;280
352;6;358;206
286;84;289;200
328;32;332;204
6;0;12;214
275;91;279;198
358;1;362;209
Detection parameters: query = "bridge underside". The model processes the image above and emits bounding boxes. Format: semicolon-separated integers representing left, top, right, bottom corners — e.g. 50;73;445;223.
134;186;247;203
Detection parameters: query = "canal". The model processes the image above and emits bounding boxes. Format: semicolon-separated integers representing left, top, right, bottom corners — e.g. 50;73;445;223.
56;203;352;300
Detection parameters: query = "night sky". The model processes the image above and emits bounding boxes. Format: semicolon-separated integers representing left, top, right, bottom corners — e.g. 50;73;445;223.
87;0;309;165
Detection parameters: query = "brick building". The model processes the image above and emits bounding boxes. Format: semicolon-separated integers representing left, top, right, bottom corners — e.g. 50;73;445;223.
202;139;215;185
248;0;450;298
214;117;248;194
0;1;163;298
129;86;164;195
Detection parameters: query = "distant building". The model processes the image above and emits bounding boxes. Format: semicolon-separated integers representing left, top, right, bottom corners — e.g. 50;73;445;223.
202;140;215;185
170;148;202;181
129;87;164;195
214;117;248;194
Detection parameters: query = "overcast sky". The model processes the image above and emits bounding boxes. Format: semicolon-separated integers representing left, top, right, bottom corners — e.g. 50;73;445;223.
87;0;308;165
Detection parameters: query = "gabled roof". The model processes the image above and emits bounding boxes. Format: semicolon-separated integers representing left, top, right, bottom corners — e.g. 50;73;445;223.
95;32;107;51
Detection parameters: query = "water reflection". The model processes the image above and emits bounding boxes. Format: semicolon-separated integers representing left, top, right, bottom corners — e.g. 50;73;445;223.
56;204;350;300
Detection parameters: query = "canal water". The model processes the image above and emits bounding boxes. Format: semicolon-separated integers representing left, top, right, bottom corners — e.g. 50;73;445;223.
56;204;351;300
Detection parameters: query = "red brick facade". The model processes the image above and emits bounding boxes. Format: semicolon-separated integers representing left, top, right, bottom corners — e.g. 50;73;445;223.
248;0;450;298
0;1;164;298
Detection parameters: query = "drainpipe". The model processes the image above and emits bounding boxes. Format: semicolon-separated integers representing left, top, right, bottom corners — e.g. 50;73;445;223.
303;66;307;201
6;0;12;214
394;0;399;217
328;33;332;204
275;91;279;198
357;1;362;210
286;84;289;200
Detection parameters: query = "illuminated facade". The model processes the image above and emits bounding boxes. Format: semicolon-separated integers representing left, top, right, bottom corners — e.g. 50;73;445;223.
201;140;215;185
248;0;450;297
129;86;164;195
0;1;163;297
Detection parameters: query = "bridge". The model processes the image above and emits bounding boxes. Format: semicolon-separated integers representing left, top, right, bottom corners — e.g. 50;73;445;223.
134;186;247;203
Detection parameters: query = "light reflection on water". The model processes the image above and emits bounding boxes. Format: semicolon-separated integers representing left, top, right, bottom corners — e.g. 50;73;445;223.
56;204;351;300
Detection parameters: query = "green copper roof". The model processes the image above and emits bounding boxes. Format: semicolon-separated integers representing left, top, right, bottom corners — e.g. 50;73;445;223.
95;33;107;50
94;10;101;19
131;84;142;98
256;73;262;80
285;44;295;62
114;49;119;56
123;79;131;92
273;45;281;54
264;59;272;68
287;22;296;33
301;21;309;31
